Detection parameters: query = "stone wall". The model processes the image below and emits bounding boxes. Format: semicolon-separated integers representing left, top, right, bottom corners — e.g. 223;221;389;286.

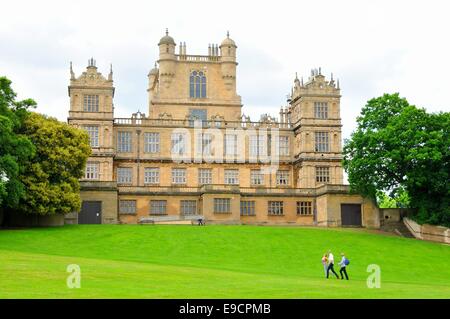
403;217;450;244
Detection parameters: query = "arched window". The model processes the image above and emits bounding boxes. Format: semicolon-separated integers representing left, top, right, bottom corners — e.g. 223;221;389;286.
189;71;206;98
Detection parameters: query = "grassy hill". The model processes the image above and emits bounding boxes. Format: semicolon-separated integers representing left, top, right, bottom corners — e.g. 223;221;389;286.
0;225;449;298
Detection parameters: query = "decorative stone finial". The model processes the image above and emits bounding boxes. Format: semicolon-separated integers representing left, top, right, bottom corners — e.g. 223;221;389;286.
70;61;74;79
165;28;169;36
227;30;230;38
88;57;96;68
108;63;113;81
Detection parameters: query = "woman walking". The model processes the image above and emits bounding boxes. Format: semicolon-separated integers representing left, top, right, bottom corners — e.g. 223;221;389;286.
321;253;328;278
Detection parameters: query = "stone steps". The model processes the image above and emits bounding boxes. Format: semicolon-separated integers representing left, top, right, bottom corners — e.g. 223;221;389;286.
381;221;415;238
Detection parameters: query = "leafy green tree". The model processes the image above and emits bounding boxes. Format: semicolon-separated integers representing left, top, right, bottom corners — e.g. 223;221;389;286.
17;112;91;215
0;77;35;209
343;93;449;226
377;188;410;209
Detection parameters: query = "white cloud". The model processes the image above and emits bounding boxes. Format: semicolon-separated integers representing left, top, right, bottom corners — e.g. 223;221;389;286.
0;0;449;140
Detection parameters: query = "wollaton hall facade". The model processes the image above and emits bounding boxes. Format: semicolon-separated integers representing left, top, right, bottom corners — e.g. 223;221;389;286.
66;30;380;228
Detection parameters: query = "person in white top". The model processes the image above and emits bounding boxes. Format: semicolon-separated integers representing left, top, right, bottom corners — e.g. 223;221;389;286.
326;250;339;279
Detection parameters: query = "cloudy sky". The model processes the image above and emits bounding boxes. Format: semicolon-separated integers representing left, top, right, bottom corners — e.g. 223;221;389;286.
1;0;449;139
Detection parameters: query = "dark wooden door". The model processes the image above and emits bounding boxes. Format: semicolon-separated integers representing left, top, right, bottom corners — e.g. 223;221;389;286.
341;204;362;226
78;201;102;224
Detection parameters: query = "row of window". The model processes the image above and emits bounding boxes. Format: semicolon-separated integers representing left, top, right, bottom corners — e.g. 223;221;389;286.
120;200;199;215
114;167;293;185
83;127;333;155
85;164;331;184
82;128;292;155
119;199;313;216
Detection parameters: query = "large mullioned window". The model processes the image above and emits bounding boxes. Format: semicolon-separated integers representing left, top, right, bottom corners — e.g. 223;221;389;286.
268;201;284;215
278;136;289;156
276;170;290;186
198;168;212;185
171;133;187;155
119;200;136;215
144;168;159;185
315;132;330;152
250;169;264;185
240;201;256;216
189;71;207;98
83;95;99;112
297;201;312;215
314;102;328;119
224;169;239;185
249;134;268;158
117;167;132;184
316;166;330;183
172;168;186;184
85;162;99;180
196;133;212;156
84;125;99;147
117;131;132;153
144;132;160;153
214;198;231;214
225;134;238;156
150;200;167;215
180;200;197;216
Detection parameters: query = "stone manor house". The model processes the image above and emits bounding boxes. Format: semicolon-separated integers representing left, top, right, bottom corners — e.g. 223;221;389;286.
66;30;380;227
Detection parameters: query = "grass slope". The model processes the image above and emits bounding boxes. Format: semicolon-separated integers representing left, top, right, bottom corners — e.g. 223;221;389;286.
0;225;449;298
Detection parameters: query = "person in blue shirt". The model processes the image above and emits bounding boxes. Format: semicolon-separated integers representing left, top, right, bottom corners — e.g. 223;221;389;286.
338;252;349;280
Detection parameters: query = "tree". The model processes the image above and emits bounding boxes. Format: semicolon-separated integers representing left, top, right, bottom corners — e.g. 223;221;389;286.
0;77;35;209
17;112;91;215
343;93;449;227
377;188;410;209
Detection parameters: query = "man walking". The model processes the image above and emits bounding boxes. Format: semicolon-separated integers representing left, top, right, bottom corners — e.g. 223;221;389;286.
326;250;339;279
339;252;349;280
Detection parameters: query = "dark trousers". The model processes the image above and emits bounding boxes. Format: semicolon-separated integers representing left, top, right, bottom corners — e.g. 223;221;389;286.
327;263;339;278
340;266;349;280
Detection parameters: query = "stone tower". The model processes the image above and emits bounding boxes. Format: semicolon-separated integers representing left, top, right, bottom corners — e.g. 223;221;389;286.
67;58;118;223
289;68;343;188
147;30;242;122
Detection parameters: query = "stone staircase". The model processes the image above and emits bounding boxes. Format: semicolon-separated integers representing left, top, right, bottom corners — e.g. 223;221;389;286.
381;220;415;238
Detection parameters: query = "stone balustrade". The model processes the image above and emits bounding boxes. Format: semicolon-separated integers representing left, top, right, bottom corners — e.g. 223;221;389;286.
113;117;292;129
176;54;221;62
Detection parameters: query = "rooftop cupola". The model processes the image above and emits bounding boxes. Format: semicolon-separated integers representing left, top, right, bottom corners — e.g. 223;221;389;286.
158;28;176;45
158;28;176;59
220;31;236;48
220;31;237;60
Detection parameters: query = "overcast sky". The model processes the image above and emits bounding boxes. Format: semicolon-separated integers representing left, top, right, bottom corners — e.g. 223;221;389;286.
1;0;449;139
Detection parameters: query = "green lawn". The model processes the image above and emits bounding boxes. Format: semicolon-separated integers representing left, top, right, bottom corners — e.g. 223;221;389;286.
0;225;449;298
